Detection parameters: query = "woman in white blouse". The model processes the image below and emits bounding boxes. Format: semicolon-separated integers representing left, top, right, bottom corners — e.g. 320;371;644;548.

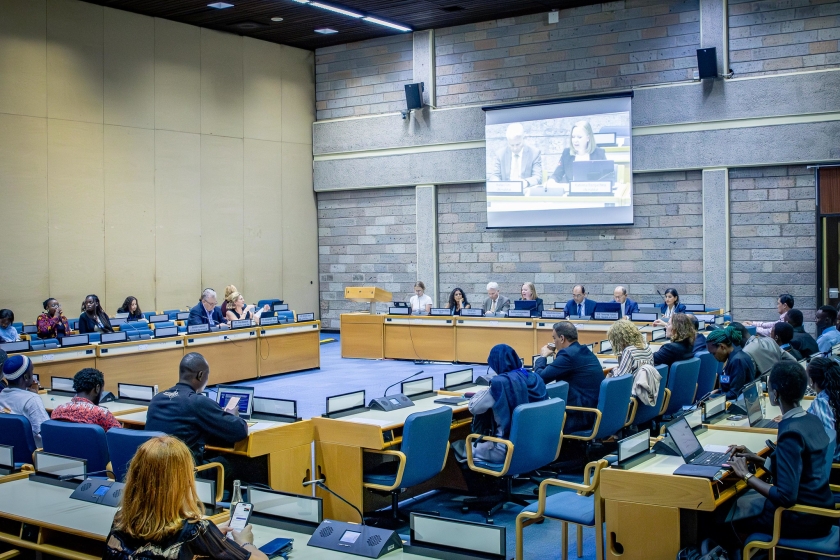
409;281;433;315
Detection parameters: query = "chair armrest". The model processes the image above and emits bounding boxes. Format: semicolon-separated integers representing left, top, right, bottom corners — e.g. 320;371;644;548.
195;462;225;504
0;550;20;559
561;406;602;441
624;398;638;428
465;434;514;477
658;388;672;416
362;449;407;492
744;504;840;558
106;461;115;481
518;460;607;523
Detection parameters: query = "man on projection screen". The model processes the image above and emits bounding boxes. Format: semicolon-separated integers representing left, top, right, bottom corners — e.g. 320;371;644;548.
488;123;542;188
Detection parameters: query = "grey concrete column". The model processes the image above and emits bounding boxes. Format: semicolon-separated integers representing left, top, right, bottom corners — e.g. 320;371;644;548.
703;169;730;311
415;185;439;305
700;0;727;75
413;30;435;107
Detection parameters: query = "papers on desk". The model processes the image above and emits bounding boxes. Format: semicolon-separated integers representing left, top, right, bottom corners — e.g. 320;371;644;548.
704;444;731;454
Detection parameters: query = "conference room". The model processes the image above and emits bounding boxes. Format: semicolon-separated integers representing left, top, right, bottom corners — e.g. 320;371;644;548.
2;0;840;558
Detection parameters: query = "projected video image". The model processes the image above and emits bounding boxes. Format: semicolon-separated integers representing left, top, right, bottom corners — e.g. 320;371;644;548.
484;96;632;228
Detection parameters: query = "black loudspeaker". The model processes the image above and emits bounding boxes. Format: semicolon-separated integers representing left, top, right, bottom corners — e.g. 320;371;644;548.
404;82;424;110
697;47;718;79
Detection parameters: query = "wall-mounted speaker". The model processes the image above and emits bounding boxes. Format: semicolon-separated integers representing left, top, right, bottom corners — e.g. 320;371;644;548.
697;47;718;79
404;83;424;110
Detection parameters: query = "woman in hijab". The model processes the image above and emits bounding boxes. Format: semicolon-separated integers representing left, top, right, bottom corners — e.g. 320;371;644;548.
465;344;547;463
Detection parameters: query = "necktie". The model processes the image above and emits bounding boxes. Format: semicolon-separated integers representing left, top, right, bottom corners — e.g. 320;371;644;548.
578;304;582;316
511;154;521;180
490;299;496;313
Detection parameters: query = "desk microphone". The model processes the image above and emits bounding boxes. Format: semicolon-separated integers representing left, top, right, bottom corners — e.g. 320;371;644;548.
303;479;364;525
657;289;664;300
369;370;424;412
383;370;424;397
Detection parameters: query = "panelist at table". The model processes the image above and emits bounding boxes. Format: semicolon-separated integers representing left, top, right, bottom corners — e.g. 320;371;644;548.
653;287;686;325
742;293;793;337
518;282;544;316
78;294;114;334
50;368;121;431
613;285;639;319
483;282;510;316
410;281;433;315
563;284;596;318
117;296;146;322
188;288;226;327
445;287;471;315
546;120;607;185
488;122;542;188
225;291;270;323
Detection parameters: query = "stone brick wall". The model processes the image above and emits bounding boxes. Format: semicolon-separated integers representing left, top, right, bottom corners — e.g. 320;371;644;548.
729;165;817;325
729;0;840;76
317;188;417;328
436;171;704;308
316;35;414;120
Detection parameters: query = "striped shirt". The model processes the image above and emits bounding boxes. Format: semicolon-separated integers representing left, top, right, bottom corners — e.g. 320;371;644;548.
611;345;654;378
808;390;840;461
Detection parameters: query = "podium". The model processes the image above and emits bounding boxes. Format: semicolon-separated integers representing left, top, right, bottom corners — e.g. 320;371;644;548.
344;286;393;314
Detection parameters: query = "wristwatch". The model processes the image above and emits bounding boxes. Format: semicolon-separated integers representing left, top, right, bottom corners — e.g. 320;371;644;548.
743;472;754;483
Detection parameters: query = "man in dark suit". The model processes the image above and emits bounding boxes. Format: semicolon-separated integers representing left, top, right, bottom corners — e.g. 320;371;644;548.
533;322;603;434
563;285;597;318
488;123;543;188
187;288;226;327
613;286;639;319
785;309;819;358
688;314;708;355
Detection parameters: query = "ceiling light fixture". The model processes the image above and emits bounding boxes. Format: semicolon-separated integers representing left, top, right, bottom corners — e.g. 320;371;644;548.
291;0;310;3
207;2;234;8
362;16;411;32
314;28;339;34
310;1;363;18
271;17;284;21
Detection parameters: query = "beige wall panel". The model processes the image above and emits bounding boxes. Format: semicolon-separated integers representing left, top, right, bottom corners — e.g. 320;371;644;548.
155;130;201;310
243;139;283;301
104;125;155;314
47;0;103;123
104;8;154;129
281;142;318;316
278;46;314;145
200;29;243;138
154;18;200;134
48;119;105;312
201;135;244;293
243;37;283;142
0;0;47;118
0;115;49;319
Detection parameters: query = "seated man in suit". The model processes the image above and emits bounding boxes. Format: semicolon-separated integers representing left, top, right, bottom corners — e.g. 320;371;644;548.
785;308;819;358
488;123;542;188
771;321;803;361
534;322;603;434
483;282;510;316
563;285;597;318
187;288;226;327
613;286;639;319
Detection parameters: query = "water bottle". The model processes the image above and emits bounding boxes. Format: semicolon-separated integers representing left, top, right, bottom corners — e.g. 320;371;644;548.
230;480;242;518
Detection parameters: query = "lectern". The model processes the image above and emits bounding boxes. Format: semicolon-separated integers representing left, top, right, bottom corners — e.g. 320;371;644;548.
344;286;393;314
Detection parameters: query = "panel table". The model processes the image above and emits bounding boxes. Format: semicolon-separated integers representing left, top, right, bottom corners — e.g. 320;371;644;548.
95;336;186;392
340;313;384;359
30;345;97;383
257;321;321;377
454;317;536;366
383;316;456;361
184;329;259;384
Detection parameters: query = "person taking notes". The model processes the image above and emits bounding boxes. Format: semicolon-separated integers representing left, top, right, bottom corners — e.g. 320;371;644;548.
563;285;596;318
483;282;510;316
188;288;226;327
410;281;433;315
613;286;639;319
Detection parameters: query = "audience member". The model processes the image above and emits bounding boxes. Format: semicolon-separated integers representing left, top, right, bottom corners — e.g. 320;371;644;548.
563;285;595;318
613;286;639;319
117;296;144;322
706;325;756;400
483;282;510;316
0;310;20;342
652;313;695;367
187;289;226;327
0;356;49;446
50;368;120;431
772;321;803;361
37;298;70;339
732;322;796;376
687;314;707;355
224;292;269;323
518;282;543;316
785;308;819;358
606;319;653;377
652;288;686;325
0;349;6;391
104;436;268;560
445;287;471;314
219;285;238;318
805;357;840;463
743;293;794;337
78;294;114;334
534;322;603;433
815;305;840;353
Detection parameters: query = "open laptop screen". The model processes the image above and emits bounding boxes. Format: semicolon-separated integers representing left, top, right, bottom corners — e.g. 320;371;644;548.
666;418;703;462
216;386;254;417
742;383;763;426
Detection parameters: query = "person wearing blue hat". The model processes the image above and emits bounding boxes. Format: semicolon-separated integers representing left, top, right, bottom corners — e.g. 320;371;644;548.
0;355;49;446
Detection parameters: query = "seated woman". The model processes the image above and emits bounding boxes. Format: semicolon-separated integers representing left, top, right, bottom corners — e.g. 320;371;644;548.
706;325;756;400
652;313;695;367
78;294;114;334
225;292;269;323
805;357;840;464
652;288;687;325
546;120;607;186
409;281;433;315
461;344;546;463
104;435;268;560
519;282;544;317
221;285;238;317
726;361;834;549
0;310;20;342
445;287;471;314
37;298;70;339
117;296;145;322
607;319;653;377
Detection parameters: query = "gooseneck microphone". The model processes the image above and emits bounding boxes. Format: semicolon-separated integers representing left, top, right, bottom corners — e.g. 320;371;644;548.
303;479;364;525
383;370;424;397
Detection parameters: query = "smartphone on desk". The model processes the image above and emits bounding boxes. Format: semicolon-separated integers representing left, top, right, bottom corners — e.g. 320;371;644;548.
726;415;745;421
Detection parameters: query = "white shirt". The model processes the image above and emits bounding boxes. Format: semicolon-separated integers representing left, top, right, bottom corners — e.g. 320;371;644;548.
410;294;433;314
0;388;50;447
510;152;522;181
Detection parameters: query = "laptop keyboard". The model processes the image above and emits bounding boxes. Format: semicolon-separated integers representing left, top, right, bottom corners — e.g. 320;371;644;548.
755;419;779;429
692;451;730;466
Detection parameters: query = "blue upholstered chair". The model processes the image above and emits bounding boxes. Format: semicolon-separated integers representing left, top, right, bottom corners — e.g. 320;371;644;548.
563;375;635;451
632;364;670;428
363;407;452;524
119;322;140;330
87;333;100;343
68;318;79;330
106;428;166;483
546;381;570;404
41;420;111;475
142;312;156;321
11;322;23;333
0;415;37;468
694;352;718;403
516;460;608;560
464;398;566;523
663;357;700;416
151;321;174;329
163;309;181;317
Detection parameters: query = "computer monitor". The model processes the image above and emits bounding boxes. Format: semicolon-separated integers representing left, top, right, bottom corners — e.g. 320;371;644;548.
153;326;178;338
59;334;89;348
149;314;169;323
742;382;764;426
101;331;128;344
216;385;255;418
513;300;537;311
592;302;620;321
0;341;30;354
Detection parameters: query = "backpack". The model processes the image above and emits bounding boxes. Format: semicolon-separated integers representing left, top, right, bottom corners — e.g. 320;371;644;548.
677;539;730;560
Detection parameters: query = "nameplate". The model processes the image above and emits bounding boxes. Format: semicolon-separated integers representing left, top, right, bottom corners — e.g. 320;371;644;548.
149;314;168;323
176;312;190;321
296;312;315;322
430;308;453;316
273;303;289;312
631;312;658;322
259;316;279;326
231;319;251;329
508;309;531;318
187;324;210;334
389;307;410;315
594;312;619;321
553;302;564;309
153;326;178;338
541;310;565;319
460;308;484;317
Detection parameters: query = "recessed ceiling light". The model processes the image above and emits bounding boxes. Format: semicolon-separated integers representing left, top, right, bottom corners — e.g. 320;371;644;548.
291;0;310;3
314;28;339;34
363;16;411;32
208;2;234;8
310;2;363;18
271;17;284;21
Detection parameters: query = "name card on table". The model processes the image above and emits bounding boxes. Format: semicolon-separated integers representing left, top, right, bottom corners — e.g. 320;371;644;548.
594;312;619;321
508;309;531;318
389;307;410;315
297;313;316;322
188;324;210;334
541;310;565;319
460;308;484;317
430;308;453;316
231;319;251;330
260;316;279;326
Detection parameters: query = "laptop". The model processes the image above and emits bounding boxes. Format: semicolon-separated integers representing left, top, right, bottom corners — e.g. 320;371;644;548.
666;417;731;467
743;382;778;429
513;300;537;312
598;339;613;355
216;385;255;420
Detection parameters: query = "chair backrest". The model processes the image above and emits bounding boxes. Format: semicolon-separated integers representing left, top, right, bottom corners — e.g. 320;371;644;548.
41;420;110;473
0;414;37;465
87;333;101;343
664;357;701;416
258;299;282;310
507;399;566;476
399;407;453;488
825;429;837;480
106;428;167;482
694;352;718;402
152;321;174;329
163;309;181;315
68;318;79;330
120;322;140;330
12;322;23;332
592;374;634;440
143;312;156;320
633;369;669;426
545;381;569;404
